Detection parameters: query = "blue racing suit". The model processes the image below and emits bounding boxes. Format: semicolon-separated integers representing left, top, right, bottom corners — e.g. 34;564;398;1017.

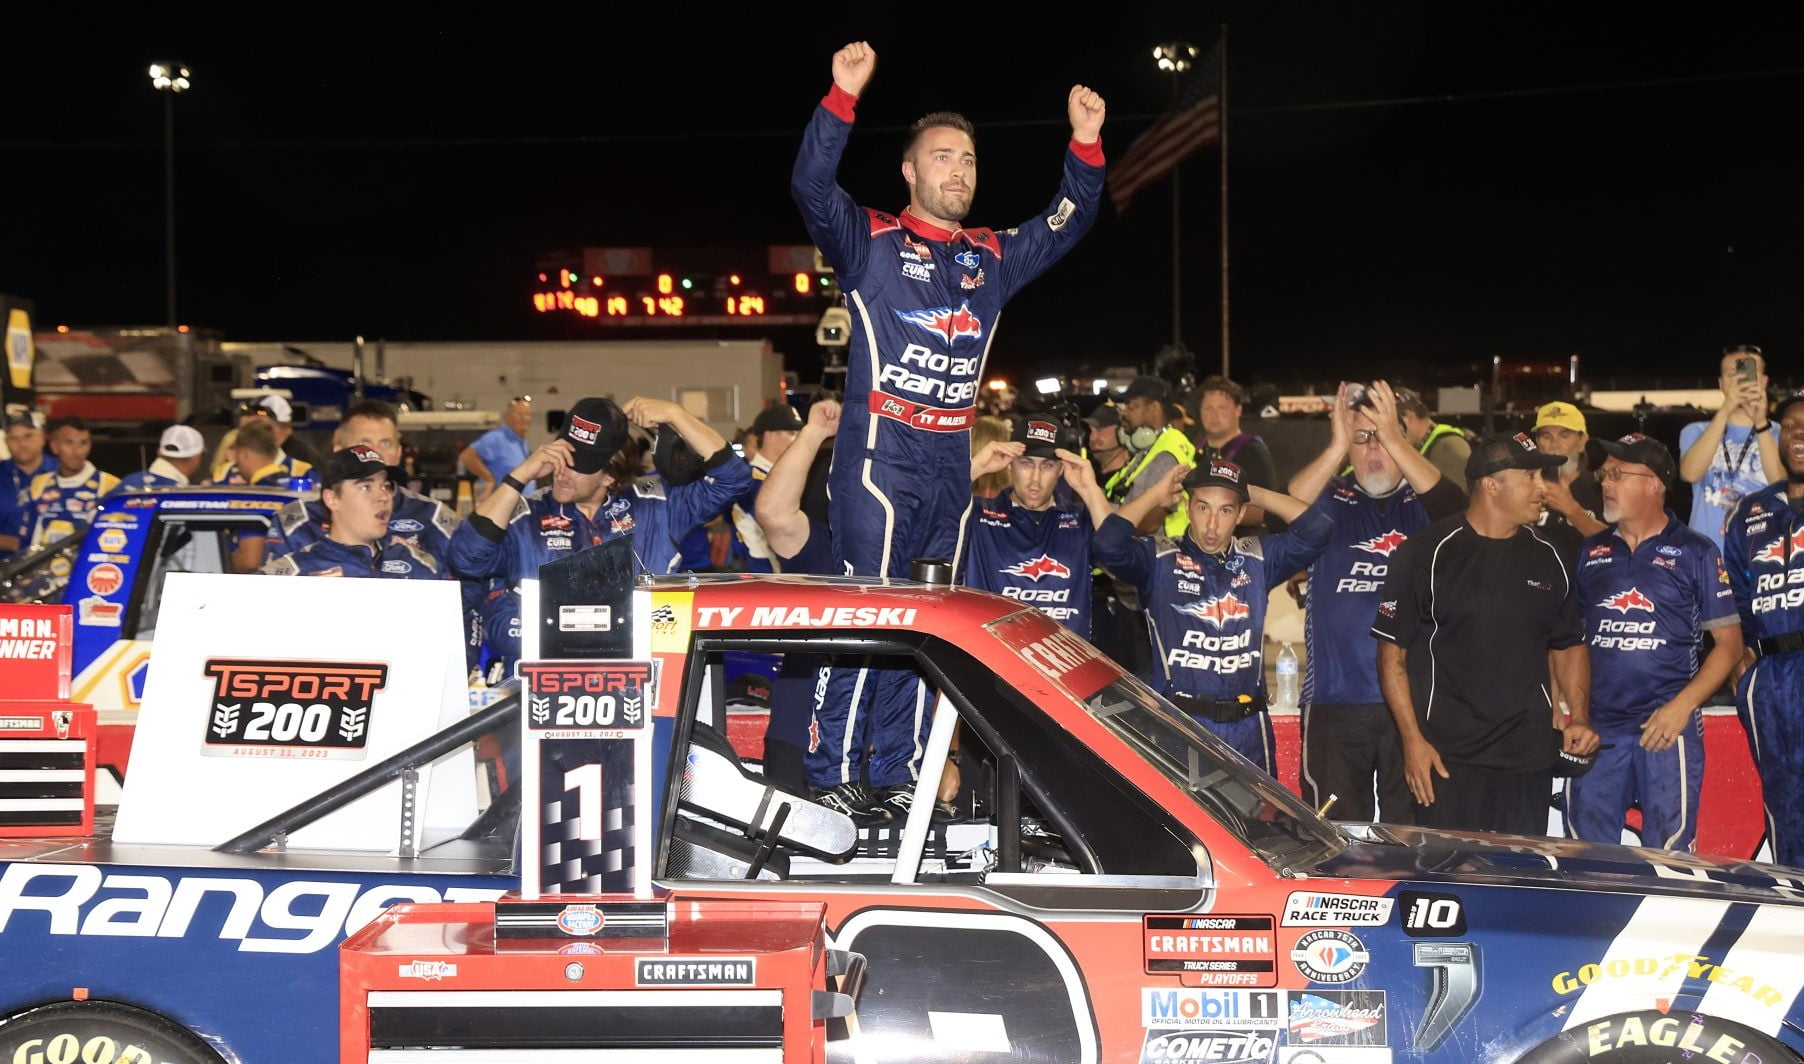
0;456;48;558
263;537;444;579
1723;482;1804;866
1093;505;1333;775
1566;515;1738;851
792;84;1105;577
963;487;1093;638
792;83;1102;792
266;488;460;565
23;464;121;550
447;452;750;674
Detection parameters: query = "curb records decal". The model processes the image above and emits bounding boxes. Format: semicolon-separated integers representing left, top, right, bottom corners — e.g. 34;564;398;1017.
1291;930;1370;985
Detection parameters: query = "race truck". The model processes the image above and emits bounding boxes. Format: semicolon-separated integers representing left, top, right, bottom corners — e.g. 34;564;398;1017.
6;549;1804;1062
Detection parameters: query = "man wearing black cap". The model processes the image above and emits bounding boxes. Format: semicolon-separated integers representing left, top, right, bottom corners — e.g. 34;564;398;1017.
1373;432;1599;836
964;416;1094;637
1722;389;1804;866
1083;403;1129;485
1086;458;1331;775
1104;375;1196;537
1566;434;1741;850
263;446;442;579
0;412;49;558
727;403;806;573
446;396;749;676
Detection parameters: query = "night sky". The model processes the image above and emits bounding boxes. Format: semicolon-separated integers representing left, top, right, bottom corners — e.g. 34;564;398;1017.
6;8;1802;396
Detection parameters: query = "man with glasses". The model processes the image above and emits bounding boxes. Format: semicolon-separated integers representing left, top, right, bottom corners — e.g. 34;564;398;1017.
1679;345;1780;548
1286;381;1466;823
1566;434;1740;850
461;396;536;500
1374;432;1599;835
1722;389;1804;866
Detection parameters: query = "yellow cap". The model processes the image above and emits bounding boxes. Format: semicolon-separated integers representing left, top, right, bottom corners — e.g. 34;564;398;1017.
1533;401;1586;434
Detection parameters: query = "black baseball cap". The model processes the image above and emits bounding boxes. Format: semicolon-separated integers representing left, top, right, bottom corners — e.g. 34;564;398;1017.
1465;432;1566;481
320;444;403;489
1011;415;1074;459
559;397;630;475
1596;432;1677;489
654;430;707;487
750;404;804;435
1082;403;1121;429
1549;730;1601;778
1182;458;1250;501
1120;375;1171;404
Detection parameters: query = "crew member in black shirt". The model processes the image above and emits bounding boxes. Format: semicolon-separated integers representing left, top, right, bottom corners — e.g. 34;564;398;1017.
1372;432;1599;835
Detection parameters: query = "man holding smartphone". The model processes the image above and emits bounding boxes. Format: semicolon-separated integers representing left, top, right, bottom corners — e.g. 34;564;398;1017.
1678;345;1779;549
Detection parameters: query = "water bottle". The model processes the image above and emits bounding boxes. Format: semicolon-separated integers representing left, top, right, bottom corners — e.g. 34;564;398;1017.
1275;642;1300;710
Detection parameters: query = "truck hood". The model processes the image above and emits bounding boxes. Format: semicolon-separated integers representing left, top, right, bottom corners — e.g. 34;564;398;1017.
1312;824;1804;906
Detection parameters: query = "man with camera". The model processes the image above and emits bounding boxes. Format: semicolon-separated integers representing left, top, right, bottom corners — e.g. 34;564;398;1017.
1679;345;1780;548
1287;381;1466;823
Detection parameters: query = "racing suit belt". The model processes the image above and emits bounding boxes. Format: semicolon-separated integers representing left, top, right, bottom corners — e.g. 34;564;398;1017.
1756;630;1804;658
1169;692;1266;723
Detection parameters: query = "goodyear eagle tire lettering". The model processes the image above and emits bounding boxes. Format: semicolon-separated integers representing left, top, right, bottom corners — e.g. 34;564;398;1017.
1516;1008;1796;1063
0;1000;225;1064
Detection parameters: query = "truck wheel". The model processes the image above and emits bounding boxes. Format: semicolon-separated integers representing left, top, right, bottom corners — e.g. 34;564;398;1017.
1515;1009;1798;1063
0;1000;226;1064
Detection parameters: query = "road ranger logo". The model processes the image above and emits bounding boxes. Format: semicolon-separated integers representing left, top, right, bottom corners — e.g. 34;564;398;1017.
1353;530;1406;556
1003;554;1072;581
894;301;984;344
1175;593;1250;628
1754;529;1804;565
1598;588;1656;614
201;659;389;759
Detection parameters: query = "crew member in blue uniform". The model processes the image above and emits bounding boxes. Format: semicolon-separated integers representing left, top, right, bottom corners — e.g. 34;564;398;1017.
0;412;50;559
263;446;442;579
1567;433;1740;851
964;415;1094;638
114;425;207;493
1723;390;1804;866
792;41;1106;821
22;416;120;553
1086;459;1333;776
1286;381;1466;823
447;395;750;676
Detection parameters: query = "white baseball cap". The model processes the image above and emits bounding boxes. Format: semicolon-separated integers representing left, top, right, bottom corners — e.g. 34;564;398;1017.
254;394;293;423
158;425;205;458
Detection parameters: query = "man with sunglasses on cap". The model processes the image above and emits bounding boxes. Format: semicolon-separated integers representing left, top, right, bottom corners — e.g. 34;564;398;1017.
964;416;1094;638
0;412;49;559
1285;381;1466;824
263;446;442;579
1565;434;1740;851
1373;433;1599;836
1083;458;1331;775
447;396;749;676
1680;345;1781;549
1722;388;1804;866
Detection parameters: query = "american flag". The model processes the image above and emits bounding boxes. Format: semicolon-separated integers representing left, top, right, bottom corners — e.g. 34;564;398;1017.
1108;40;1222;214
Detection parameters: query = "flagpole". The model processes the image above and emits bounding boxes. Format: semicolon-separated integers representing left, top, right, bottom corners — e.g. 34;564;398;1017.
1219;23;1230;379
1170;106;1182;348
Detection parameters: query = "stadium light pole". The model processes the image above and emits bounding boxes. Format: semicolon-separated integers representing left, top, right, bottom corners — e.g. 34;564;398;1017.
1152;43;1196;351
149;62;192;328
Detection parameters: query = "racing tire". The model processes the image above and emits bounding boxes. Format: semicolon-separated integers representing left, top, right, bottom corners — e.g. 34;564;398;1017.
1515;1009;1799;1063
0;999;228;1064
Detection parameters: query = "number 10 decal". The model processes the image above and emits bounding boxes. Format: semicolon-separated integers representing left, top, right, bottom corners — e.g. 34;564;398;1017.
517;659;658;899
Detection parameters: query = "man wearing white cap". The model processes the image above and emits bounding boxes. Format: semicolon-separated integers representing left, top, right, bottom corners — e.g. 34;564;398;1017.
211;394;323;484
114;425;207;493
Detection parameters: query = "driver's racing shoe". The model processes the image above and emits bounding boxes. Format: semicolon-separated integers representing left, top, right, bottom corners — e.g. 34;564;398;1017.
813;781;892;826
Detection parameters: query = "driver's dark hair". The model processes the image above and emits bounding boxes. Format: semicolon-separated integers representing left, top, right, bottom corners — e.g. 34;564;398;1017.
44;415;88;436
903;112;977;160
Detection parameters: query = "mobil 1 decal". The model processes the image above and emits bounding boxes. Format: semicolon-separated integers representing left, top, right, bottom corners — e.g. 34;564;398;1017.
518;660;656;896
1143;914;1276;986
202;658;388;759
1283;989;1387;1046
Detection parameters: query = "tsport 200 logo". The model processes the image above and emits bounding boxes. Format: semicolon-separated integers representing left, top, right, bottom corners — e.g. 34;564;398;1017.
201;659;389;760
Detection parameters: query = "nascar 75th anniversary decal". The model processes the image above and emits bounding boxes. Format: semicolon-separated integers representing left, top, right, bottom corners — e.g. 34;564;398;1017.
201;658;389;759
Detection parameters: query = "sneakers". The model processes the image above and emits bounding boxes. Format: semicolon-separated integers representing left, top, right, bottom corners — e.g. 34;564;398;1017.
813;782;892;825
879;784;954;825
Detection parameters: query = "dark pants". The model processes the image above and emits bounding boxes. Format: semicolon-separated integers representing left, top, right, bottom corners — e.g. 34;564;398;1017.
1300;702;1413;825
1416;762;1553;837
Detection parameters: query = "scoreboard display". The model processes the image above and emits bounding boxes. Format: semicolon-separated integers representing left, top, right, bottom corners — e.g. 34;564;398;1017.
532;245;834;327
